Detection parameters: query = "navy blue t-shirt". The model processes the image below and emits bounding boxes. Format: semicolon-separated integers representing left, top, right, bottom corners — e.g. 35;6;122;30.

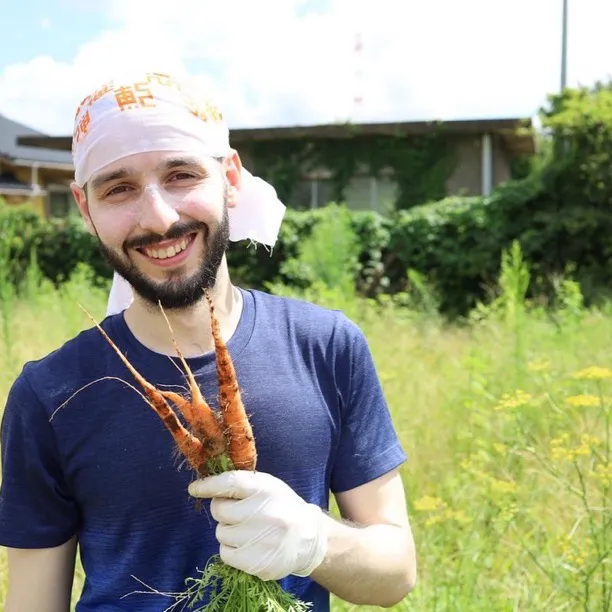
0;288;406;611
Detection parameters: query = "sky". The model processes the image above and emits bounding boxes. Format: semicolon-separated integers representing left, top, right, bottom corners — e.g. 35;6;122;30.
0;0;610;137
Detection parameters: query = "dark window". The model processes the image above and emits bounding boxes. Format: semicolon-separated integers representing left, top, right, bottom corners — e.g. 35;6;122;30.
48;190;74;218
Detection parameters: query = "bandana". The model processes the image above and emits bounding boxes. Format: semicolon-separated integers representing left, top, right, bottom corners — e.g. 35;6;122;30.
70;71;286;315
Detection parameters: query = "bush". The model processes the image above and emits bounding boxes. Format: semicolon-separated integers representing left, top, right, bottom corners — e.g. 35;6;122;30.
0;202;113;290
384;81;612;315
1;82;611;318
225;205;392;297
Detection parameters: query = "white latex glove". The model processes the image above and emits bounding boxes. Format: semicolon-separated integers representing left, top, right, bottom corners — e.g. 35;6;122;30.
188;471;328;581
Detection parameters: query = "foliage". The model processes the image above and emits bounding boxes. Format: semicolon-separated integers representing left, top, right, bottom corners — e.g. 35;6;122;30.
273;203;360;293
2;82;612;319
2;251;612;610
0;201;113;290
500;81;612;305
126;555;311;612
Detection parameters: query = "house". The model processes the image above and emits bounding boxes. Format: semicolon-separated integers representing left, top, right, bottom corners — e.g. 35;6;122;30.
0;114;75;218
231;118;536;212
17;116;535;215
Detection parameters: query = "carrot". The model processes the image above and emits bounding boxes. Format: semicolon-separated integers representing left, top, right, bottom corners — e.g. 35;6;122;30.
159;389;194;423
79;305;212;476
204;289;257;471
160;390;226;458
156;305;227;458
145;387;209;476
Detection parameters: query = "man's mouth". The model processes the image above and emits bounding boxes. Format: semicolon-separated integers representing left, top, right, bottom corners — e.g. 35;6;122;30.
137;232;197;262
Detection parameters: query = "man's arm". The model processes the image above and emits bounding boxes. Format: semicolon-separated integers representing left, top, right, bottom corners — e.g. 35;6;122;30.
4;535;78;612
310;468;417;608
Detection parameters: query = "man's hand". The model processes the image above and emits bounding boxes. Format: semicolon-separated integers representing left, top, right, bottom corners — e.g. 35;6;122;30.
188;471;328;581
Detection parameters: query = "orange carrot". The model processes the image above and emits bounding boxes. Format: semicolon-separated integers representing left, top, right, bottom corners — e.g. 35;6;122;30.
159;389;194;423
79;306;212;476
204;290;257;471
79;300;308;611
160;390;226;458
156;304;227;458
146;388;210;476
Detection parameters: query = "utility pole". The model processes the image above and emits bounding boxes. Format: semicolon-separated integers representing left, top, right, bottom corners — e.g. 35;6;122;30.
558;0;570;158
352;31;364;119
560;0;568;91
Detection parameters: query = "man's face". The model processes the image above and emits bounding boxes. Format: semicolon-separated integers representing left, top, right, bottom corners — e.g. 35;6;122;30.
72;150;238;310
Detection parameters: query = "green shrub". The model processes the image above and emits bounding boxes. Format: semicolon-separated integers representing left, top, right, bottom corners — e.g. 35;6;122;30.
225;205;392;296
0;203;113;290
1;82;611;318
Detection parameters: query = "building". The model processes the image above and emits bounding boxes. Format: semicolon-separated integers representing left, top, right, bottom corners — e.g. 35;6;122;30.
0;114;75;217
16;116;535;216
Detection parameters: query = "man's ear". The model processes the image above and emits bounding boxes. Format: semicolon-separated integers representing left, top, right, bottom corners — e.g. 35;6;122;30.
223;150;242;208
70;181;96;235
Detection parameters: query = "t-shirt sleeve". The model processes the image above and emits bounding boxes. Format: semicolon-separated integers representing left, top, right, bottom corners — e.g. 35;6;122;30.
330;318;407;494
0;365;80;548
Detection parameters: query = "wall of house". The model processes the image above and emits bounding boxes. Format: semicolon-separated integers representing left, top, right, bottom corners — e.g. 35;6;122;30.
11;166;32;186
11;165;75;218
287;174;397;212
237;132;515;212
11;165;73;188
333;134;513;209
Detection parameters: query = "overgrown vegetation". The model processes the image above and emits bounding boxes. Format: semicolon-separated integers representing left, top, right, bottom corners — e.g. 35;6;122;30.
1;82;611;608
2;83;611;320
0;220;611;610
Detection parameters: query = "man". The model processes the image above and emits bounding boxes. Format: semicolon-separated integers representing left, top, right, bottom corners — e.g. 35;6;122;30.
0;71;416;611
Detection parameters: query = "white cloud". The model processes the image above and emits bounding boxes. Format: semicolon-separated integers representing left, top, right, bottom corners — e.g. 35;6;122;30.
1;0;611;136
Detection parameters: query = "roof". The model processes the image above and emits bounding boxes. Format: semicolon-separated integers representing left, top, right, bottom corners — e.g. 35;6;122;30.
0;113;73;166
15;117;536;157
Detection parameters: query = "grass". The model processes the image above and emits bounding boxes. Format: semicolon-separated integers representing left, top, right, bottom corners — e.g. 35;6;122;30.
0;243;611;611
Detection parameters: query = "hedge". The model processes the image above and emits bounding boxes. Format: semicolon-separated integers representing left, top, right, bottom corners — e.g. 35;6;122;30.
0;168;608;319
1;81;611;317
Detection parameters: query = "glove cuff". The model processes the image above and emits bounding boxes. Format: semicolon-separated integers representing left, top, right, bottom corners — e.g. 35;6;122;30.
292;503;329;577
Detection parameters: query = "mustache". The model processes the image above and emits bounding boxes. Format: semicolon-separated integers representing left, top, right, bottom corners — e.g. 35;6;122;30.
124;220;207;250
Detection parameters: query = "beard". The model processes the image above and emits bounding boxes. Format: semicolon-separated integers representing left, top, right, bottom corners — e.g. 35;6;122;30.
96;203;230;311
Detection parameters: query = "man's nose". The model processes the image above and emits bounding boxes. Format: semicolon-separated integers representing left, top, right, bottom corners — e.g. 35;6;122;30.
138;185;180;235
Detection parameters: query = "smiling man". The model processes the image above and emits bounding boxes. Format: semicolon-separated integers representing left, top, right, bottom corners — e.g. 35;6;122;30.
83;152;233;311
0;71;417;612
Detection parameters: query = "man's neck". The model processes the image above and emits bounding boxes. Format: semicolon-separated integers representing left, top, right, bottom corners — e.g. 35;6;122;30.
122;267;243;358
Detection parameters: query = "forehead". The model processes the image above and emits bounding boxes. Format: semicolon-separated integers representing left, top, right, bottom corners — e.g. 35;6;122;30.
88;151;220;188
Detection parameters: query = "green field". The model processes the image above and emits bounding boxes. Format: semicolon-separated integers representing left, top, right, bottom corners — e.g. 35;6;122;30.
0;256;611;611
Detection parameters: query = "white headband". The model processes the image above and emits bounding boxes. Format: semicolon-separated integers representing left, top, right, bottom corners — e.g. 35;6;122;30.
70;71;286;315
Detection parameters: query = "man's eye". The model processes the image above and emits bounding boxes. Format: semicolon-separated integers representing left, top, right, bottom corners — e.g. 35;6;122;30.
106;185;131;196
170;172;196;181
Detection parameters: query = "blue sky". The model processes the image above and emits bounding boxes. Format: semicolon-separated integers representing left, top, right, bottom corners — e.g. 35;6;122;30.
1;0;610;136
0;0;330;65
0;3;107;65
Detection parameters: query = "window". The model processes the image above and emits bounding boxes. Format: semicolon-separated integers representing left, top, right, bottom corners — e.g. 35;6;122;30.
287;175;398;213
48;189;74;218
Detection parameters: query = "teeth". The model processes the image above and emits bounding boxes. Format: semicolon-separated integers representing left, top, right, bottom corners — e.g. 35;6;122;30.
145;237;190;260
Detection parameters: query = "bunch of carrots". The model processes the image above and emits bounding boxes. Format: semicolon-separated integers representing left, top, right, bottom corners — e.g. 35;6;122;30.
81;288;311;612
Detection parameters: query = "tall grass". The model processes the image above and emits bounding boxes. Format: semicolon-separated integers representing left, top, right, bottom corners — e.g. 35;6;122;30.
0;235;610;611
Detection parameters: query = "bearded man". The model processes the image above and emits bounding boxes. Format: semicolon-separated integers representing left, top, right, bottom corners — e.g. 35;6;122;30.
0;70;416;612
